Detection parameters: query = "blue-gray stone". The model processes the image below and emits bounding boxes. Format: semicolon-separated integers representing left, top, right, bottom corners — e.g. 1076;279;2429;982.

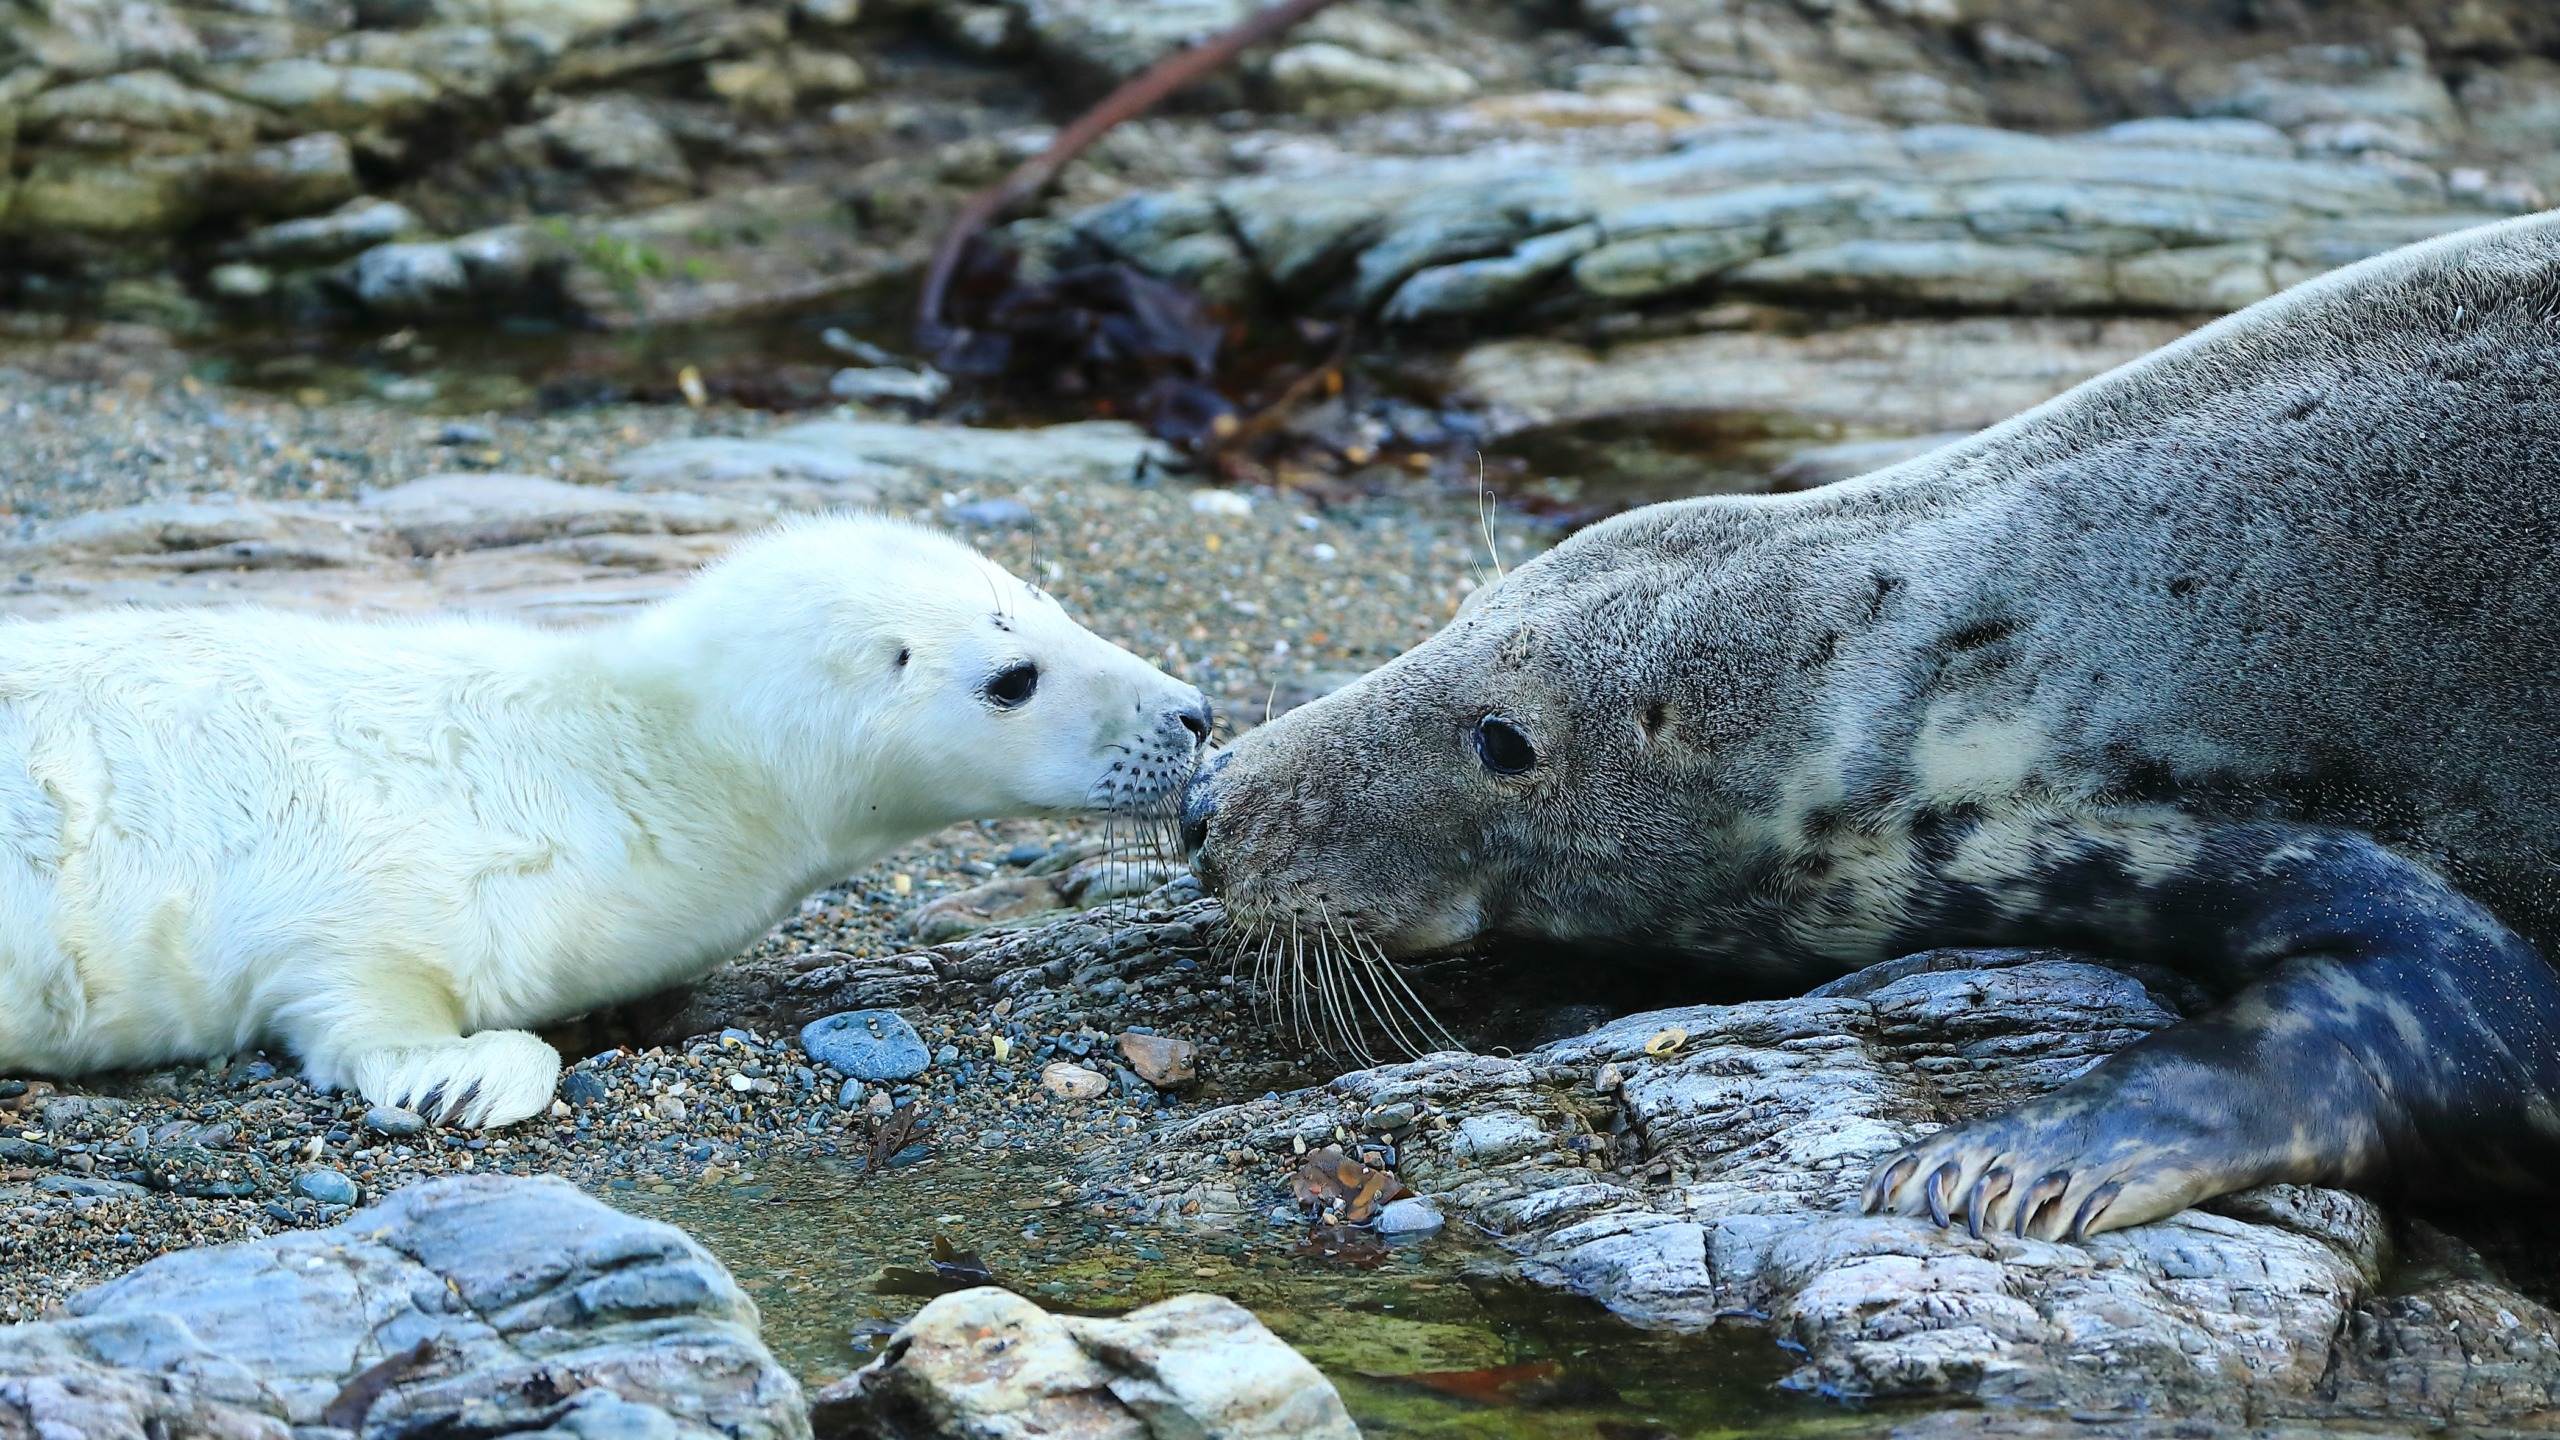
801;1010;931;1081
934;1044;960;1067
946;498;1034;529
1375;1196;1445;1239
560;1071;610;1107
365;1105;427;1136
39;1175;147;1199
293;1168;359;1205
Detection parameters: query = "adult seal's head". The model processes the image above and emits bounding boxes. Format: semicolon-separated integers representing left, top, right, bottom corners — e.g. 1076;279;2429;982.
1188;213;2560;1239
1183;509;1803;969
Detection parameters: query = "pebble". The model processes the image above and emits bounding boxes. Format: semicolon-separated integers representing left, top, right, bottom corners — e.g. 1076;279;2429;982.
1040;1062;1109;1100
1117;1032;1197;1089
365;1106;427;1137
1362;1102;1417;1131
801;1009;931;1082
292;1168;360;1205
1374;1197;1445;1239
559;1071;610;1107
945;497;1034;529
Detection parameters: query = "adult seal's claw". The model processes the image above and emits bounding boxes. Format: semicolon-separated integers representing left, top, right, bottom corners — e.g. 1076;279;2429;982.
1186;214;2560;1232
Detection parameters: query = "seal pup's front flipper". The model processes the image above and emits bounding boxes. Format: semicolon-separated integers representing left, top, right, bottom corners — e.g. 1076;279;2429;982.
283;963;563;1130
1863;824;2560;1239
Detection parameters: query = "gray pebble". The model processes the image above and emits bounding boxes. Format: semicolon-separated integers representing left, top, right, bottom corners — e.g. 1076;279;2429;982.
801;1009;929;1082
365;1105;427;1136
1375;1196;1445;1239
293;1168;359;1205
560;1071;610;1107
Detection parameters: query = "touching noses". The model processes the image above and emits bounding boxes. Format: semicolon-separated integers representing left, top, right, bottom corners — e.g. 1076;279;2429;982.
1179;748;1230;859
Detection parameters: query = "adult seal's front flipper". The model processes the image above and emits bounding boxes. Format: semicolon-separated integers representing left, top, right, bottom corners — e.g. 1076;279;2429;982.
1864;826;2560;1239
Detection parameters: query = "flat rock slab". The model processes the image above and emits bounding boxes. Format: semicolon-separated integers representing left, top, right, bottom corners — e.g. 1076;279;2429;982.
1090;948;2560;1428
1042;118;2518;326
0;1173;806;1439
1454;315;2193;455
0;419;1161;624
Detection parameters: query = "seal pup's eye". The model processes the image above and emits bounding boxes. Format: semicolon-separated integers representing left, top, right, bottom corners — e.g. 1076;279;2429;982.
984;662;1039;709
1474;716;1536;776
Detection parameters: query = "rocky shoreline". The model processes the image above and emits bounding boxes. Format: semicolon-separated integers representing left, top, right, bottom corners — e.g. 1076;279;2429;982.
2;0;2560;1432
0;332;2552;1437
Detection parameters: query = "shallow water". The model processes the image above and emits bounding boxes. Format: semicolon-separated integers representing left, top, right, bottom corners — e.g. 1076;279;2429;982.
608;1153;1897;1440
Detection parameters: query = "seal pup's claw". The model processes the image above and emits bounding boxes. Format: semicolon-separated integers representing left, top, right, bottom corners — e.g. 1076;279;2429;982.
348;1030;563;1131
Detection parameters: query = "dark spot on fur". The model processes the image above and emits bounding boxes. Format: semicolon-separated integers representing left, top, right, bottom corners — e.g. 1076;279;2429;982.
1942;618;2015;653
1641;701;1670;741
2284;392;2325;422
1863;574;1904;625
2167;577;2199;598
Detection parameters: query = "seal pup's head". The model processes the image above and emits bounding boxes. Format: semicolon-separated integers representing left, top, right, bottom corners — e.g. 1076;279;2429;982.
633;514;1211;844
1182;500;1831;1040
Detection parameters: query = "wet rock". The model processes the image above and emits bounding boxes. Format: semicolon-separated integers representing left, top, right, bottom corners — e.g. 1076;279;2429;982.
809;1286;1355;1440
1116;1032;1196;1089
802;1009;932;1082
347;227;547;318
0;1175;804;1438
1109;949;2560;1425
1373;1196;1443;1239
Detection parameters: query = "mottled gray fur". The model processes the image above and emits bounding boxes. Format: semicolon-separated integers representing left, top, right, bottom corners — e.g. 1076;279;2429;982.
1187;211;2560;1236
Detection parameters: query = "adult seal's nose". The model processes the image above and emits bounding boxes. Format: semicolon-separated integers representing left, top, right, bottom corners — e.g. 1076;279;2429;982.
1180;749;1230;860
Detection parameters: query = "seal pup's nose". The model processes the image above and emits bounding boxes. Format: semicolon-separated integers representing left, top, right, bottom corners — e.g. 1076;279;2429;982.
1176;693;1213;748
1180;748;1230;859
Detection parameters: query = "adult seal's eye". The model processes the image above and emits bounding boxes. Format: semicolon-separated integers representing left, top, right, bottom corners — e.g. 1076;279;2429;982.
1474;715;1536;775
984;662;1039;709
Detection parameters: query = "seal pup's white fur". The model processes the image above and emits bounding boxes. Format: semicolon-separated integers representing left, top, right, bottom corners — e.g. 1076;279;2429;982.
0;514;1209;1128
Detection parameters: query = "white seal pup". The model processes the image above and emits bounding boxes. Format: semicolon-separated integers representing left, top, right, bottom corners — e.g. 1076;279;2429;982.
0;515;1210;1128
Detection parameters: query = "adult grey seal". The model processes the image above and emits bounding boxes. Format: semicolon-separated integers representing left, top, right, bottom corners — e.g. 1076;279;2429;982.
1179;212;2560;1240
